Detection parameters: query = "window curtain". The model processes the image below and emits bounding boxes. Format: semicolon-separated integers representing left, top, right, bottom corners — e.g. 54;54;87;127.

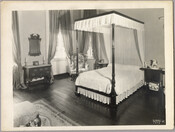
12;11;24;89
82;10;109;63
82;10;100;60
83;32;90;54
60;10;73;58
92;32;109;63
98;33;109;63
115;26;141;66
92;33;99;61
48;10;60;83
77;31;91;54
81;10;97;54
78;31;86;53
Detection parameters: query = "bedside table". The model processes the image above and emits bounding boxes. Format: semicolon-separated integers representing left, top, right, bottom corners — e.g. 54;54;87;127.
140;67;165;91
96;62;108;69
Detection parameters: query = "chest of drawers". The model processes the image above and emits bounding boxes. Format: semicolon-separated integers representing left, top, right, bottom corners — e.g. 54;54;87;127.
23;64;51;89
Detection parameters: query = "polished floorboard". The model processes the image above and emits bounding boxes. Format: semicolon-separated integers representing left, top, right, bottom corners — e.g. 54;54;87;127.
13;74;165;125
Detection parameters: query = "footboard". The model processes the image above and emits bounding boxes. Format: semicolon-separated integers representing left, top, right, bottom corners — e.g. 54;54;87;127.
75;85;114;106
75;85;111;97
75;85;118;118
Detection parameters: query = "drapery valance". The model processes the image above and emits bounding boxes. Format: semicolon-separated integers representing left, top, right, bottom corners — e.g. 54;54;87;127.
74;12;144;32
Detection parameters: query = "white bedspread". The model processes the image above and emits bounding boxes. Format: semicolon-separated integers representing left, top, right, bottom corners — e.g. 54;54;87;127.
75;64;144;95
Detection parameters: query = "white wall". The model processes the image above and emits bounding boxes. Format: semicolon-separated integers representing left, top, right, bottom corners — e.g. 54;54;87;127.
18;11;47;66
51;59;68;75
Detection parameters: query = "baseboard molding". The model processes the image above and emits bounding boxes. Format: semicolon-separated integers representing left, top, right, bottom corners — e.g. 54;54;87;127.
54;73;70;79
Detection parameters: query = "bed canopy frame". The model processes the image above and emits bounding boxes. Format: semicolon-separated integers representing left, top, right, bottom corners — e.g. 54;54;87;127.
74;11;144;107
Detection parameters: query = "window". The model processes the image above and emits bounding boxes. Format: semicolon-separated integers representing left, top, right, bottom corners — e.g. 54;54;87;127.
87;34;94;59
54;28;67;59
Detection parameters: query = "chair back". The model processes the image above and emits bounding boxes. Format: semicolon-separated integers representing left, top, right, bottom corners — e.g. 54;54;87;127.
67;53;88;74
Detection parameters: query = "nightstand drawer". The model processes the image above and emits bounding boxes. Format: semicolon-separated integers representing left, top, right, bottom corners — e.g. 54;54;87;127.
140;67;165;91
145;70;162;82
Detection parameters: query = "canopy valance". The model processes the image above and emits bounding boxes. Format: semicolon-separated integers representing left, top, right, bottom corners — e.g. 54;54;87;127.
74;11;144;32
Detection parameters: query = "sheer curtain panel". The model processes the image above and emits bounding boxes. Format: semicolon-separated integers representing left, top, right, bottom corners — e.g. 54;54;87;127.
48;10;60;83
115;26;141;66
60;10;73;58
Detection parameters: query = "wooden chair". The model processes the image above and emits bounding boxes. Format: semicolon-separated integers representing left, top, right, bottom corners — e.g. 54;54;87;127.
67;53;89;81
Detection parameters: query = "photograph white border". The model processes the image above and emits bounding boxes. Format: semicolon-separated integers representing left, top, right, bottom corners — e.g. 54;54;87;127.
1;1;174;131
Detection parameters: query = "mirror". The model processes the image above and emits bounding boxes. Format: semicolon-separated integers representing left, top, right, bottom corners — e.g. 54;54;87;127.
28;34;41;56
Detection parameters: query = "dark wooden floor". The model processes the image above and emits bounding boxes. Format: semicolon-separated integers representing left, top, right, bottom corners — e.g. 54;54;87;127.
13;74;165;125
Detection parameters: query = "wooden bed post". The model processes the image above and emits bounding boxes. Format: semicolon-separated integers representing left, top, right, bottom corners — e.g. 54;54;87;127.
76;30;79;75
75;30;80;96
110;24;117;107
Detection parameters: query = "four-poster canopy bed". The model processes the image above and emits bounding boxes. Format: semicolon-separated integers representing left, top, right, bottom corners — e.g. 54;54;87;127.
74;11;145;107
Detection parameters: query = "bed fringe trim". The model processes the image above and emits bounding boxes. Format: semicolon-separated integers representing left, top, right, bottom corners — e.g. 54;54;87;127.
77;80;144;105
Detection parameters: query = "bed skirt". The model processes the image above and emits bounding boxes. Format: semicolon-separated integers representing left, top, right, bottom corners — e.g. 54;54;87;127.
77;80;144;105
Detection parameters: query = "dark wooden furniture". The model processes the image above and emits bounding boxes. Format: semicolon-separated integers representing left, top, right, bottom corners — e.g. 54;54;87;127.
140;67;165;91
23;64;51;89
96;62;108;69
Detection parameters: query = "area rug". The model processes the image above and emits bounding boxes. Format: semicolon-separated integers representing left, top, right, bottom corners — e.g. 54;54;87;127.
33;99;80;126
